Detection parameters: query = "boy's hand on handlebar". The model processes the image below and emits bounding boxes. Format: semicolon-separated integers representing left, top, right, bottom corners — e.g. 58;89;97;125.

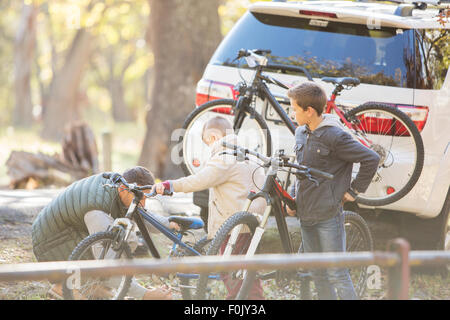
341;192;356;204
286;206;296;217
151;181;173;196
151;183;166;195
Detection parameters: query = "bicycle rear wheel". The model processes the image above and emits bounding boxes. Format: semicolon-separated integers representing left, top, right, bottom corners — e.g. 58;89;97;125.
62;231;132;300
344;103;424;206
179;99;272;176
195;211;260;300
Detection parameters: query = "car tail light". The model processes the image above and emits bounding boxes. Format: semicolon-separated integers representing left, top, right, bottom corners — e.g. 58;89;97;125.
211;107;233;115
195;79;239;114
195;78;212;106
355;103;428;137
396;105;429;133
299;10;337;19
195;79;239;106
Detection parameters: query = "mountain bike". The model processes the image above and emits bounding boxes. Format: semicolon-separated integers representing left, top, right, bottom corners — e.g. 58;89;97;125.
62;172;210;300
180;49;424;207
194;142;374;300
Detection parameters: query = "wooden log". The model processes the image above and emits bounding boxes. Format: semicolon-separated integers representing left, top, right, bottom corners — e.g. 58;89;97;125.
61;122;98;173
6;151;78;188
6;122;99;189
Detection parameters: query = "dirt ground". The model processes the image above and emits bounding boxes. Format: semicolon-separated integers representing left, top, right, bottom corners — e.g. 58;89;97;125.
0;208;449;300
0;207;49;299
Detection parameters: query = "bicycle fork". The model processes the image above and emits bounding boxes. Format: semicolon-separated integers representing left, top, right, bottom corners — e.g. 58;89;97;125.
106;202;137;258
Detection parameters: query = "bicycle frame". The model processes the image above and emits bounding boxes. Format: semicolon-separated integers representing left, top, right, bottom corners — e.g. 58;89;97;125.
113;191;221;283
234;66;296;135
326;88;371;148
234;65;372;148
117;194;200;259
222;163;296;261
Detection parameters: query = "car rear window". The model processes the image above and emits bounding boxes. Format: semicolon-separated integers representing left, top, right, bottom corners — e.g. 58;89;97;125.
415;29;449;90
210;11;448;89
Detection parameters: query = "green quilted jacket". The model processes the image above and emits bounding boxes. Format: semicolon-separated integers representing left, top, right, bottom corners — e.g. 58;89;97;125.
32;173;127;262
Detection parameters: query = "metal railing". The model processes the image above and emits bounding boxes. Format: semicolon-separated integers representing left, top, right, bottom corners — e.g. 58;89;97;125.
0;238;449;300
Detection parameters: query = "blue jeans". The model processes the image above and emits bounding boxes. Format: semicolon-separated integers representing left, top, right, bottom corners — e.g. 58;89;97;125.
300;211;358;300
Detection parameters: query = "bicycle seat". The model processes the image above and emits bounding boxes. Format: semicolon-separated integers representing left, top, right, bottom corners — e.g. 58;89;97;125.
321;77;360;87
168;216;204;230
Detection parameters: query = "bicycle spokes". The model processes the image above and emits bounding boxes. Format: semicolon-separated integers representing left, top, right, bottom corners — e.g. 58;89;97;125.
347;105;423;205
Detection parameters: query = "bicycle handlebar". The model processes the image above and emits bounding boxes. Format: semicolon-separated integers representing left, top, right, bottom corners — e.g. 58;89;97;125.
283;162;334;180
221;142;334;180
237;48;272;59
222;141;272;165
235;49;314;81
263;64;314;81
102;172;173;196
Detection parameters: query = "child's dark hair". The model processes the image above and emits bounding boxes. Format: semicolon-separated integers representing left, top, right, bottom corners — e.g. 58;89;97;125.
122;166;155;186
287;82;327;116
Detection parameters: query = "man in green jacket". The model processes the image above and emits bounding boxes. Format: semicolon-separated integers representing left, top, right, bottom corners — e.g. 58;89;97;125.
32;166;173;300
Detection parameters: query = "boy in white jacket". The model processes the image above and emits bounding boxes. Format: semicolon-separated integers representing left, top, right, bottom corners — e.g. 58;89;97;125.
153;116;266;240
153;116;266;299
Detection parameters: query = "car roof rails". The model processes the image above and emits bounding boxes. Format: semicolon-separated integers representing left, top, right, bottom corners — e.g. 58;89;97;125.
360;0;450;16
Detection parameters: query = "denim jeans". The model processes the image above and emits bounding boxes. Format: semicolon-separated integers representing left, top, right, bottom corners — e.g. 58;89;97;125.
300;211;358;300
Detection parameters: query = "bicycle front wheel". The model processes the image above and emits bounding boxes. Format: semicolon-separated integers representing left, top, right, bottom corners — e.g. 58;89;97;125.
176;236;211;300
342;210;374;298
62;230;132;300
344;103;424;206
195;211;260;300
179;99;272;176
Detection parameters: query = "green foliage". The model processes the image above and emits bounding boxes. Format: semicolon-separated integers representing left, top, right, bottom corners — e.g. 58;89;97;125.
0;0;150;128
1;0;248;129
85;0;151;118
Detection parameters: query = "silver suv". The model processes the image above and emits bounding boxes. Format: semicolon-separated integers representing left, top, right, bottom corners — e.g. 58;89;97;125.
189;0;449;250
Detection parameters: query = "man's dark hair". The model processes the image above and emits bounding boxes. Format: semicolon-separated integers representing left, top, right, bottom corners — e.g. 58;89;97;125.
287;82;327;116
122;166;155;186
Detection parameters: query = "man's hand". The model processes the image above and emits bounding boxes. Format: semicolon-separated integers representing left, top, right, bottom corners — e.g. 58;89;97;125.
169;221;181;231
341;192;356;204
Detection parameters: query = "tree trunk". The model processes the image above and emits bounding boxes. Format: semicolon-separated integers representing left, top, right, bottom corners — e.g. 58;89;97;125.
139;0;222;179
109;78;132;122
41;29;94;141
13;2;37;127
